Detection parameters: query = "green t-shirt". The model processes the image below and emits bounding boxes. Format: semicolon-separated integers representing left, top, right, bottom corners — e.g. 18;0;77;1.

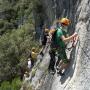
54;26;67;48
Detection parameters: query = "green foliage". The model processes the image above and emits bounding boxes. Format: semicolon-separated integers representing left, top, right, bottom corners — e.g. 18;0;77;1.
11;78;22;90
0;22;40;82
0;78;22;90
0;0;34;35
0;0;42;85
0;81;11;90
0;19;4;28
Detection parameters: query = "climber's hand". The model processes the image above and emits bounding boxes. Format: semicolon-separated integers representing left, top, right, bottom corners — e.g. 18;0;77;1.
72;35;79;47
73;32;78;37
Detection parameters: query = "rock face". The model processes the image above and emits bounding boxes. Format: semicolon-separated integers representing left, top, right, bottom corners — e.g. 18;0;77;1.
39;0;90;90
21;0;90;90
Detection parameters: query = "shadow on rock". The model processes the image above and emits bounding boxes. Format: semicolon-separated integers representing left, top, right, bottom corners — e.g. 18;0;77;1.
60;48;77;84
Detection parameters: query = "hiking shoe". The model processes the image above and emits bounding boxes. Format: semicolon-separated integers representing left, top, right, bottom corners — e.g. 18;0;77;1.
57;71;65;76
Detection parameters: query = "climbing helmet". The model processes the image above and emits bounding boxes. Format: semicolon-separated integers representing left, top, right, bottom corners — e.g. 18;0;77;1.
59;18;71;26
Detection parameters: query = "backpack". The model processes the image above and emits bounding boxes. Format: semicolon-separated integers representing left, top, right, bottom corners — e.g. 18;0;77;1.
50;25;59;48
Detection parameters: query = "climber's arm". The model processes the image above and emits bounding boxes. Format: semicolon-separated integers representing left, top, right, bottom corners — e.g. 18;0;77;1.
61;32;78;42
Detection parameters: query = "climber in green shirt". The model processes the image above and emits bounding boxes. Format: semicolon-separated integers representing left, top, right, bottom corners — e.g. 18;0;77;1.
49;18;78;76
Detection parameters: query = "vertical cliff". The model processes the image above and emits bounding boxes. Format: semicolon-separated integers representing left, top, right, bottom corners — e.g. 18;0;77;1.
21;0;90;90
40;0;90;90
